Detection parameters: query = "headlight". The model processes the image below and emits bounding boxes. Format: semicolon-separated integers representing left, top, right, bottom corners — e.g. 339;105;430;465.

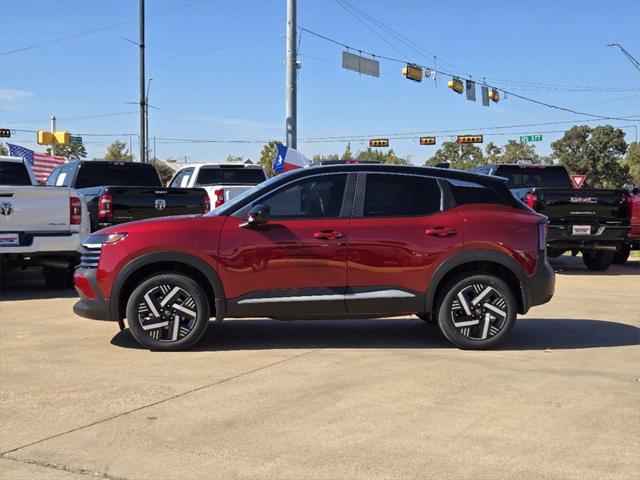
83;233;127;248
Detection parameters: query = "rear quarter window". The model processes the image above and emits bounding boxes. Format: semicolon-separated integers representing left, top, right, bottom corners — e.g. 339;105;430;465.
448;179;508;206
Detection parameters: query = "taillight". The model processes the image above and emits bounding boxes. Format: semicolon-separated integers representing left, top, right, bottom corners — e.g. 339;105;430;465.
623;193;633;216
98;193;112;219
203;194;211;213
538;221;548;251
214;188;224;208
524;192;538;210
70;197;81;225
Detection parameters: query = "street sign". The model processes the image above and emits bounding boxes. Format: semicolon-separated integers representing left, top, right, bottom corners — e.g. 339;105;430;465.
342;51;380;78
419;136;436;145
0;128;10;138
520;134;543;143
570;174;586;188
370;139;389;147
70;135;83;145
457;135;483;144
465;80;476;102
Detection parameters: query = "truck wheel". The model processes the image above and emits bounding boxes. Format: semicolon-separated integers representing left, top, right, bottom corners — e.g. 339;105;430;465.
126;273;210;351
613;244;631;265
547;247;565;258
436;273;517;350
42;267;74;289
582;250;614;271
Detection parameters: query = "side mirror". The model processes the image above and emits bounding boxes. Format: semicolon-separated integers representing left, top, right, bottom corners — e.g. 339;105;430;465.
241;204;270;228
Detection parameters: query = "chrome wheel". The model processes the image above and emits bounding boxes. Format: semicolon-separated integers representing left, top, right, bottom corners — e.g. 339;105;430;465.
449;283;508;340
136;284;198;342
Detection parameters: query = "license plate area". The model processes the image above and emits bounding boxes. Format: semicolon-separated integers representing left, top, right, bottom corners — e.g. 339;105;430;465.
0;233;19;246
572;225;591;235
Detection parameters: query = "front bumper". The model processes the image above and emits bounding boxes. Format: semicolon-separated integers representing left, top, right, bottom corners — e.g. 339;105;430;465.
522;253;555;312
73;267;113;321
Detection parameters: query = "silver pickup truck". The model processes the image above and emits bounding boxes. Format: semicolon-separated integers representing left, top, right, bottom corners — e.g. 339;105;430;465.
0;156;89;287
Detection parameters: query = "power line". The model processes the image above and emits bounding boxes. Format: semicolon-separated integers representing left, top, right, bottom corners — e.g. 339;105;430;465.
299;27;637;121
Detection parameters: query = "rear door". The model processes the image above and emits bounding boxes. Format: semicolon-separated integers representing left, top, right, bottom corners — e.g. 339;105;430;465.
346;172;465;315
218;172;353;317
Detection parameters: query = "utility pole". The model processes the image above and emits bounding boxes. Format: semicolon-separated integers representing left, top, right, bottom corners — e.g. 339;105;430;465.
146;78;153;162
285;0;297;149
50;115;56;156
139;0;146;163
606;43;640;71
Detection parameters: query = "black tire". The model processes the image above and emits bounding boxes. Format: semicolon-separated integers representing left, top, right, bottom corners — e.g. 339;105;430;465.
126;273;210;351
436;273;517;350
42;267;73;289
613;244;631;265
416;313;433;323
582;250;614;271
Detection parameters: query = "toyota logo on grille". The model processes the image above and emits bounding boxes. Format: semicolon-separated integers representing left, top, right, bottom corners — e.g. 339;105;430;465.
154;199;167;211
0;202;13;216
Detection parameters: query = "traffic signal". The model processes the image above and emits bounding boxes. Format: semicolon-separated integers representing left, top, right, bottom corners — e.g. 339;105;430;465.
53;131;70;144
419;137;436;145
37;131;53;145
0;128;10;138
456;135;483;144
402;64;423;82
448;77;464;94
370;139;389;147
488;88;500;103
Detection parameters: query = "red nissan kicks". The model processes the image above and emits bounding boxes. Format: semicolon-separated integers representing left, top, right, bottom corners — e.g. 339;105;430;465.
73;164;555;351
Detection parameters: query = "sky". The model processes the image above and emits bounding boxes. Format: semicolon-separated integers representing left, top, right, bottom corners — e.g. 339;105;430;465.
1;0;639;164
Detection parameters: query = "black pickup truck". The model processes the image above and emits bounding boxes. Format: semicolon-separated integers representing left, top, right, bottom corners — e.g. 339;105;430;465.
474;164;630;271
46;161;209;232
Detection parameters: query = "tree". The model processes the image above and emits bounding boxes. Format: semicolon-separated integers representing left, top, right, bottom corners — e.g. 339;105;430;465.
103;140;133;161
341;142;353;161
623;141;640;184
226;154;245;163
425;142;484;170
0;142;8;156
151;159;175;185
54;142;87;160
500;140;539;164
356;147;410;165
485;142;502;163
551;125;629;188
258;140;281;176
311;153;339;164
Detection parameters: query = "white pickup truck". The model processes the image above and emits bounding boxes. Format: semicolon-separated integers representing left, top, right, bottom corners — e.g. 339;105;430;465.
0;156;89;288
168;163;267;208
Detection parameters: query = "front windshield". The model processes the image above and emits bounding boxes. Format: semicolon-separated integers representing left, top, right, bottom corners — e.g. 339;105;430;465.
206;173;283;215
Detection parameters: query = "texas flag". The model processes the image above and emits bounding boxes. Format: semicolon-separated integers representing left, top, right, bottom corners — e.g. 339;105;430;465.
273;144;311;174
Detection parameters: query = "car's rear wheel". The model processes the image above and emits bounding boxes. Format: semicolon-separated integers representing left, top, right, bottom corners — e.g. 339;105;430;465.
582;250;614;271
126;273;210;351
436;273;517;350
613;244;631;265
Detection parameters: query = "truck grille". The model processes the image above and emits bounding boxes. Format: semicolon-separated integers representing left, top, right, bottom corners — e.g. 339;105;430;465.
79;245;102;269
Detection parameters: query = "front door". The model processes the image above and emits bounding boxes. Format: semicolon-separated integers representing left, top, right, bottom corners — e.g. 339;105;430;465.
218;173;353;318
346;172;465;315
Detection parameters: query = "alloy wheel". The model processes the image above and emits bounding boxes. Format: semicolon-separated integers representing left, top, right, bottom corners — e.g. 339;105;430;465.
449;283;508;340
136;284;198;342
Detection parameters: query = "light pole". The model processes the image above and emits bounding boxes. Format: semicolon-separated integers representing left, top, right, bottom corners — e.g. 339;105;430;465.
139;0;146;163
605;43;640;71
285;0;297;149
146;77;153;162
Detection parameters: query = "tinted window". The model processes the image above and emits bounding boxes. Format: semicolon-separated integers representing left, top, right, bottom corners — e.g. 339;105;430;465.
494;166;572;189
0;161;31;185
448;179;507;206
75;162;162;188
260;174;347;219
196;167;266;186
364;174;440;217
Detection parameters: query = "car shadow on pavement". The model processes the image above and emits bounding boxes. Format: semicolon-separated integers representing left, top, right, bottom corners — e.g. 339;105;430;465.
111;317;639;352
0;268;77;301
549;256;640;276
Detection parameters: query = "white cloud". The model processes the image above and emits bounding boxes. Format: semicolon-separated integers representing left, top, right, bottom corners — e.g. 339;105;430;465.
0;88;34;103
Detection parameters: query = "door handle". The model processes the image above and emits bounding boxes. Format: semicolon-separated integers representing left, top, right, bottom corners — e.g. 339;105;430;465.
314;230;344;240
425;226;457;237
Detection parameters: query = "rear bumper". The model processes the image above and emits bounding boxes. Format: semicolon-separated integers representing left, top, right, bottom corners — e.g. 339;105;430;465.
522;254;555;312
0;232;81;254
547;224;629;250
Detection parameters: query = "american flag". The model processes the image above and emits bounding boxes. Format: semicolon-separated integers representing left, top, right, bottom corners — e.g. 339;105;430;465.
7;143;67;184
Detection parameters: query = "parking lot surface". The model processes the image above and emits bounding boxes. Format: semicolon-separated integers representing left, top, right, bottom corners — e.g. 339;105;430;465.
1;257;639;480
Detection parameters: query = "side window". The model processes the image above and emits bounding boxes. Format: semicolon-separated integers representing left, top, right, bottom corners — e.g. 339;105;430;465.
56;164;75;187
259;174;347;219
363;174;441;217
179;168;194;187
448;179;507;206
46;166;62;186
169;171;184;188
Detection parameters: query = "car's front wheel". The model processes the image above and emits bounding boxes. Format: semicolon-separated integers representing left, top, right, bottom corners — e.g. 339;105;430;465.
126;273;210;351
436;273;517;350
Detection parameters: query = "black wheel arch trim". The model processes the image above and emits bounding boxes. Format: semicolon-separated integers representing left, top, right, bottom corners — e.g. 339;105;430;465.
425;249;530;315
110;251;226;326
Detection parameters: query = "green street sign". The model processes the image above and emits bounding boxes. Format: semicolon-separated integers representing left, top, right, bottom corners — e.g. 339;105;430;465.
520;134;542;143
70;135;83;145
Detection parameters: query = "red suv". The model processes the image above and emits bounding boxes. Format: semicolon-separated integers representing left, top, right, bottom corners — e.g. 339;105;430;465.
73;164;555;351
